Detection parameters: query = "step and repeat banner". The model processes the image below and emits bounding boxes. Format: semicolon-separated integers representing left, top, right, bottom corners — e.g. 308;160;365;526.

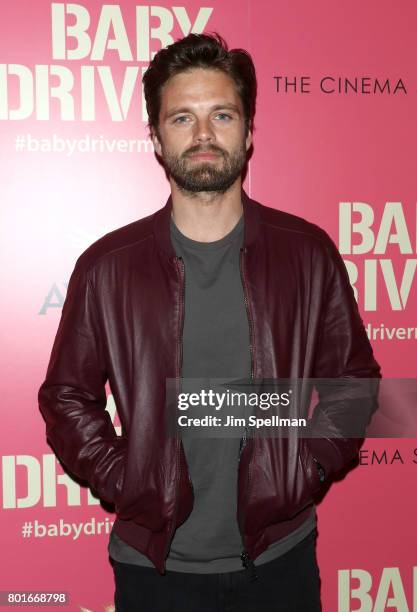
1;1;416;610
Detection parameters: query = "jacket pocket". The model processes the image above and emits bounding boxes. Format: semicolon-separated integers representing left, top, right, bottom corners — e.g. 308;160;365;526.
299;437;324;500
243;437;317;533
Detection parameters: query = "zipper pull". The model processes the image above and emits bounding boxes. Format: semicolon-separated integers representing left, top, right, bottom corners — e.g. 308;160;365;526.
239;426;248;458
240;550;258;581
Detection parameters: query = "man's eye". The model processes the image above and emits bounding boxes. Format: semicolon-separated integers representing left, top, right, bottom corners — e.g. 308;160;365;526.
174;116;190;124
215;113;232;121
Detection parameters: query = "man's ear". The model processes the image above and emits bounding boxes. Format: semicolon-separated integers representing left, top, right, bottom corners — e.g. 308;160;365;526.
245;127;253;152
151;128;162;156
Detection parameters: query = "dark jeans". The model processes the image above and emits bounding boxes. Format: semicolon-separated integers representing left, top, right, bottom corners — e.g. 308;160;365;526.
110;529;322;611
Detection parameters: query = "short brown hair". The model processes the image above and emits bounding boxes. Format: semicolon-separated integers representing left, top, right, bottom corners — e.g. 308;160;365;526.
142;32;257;137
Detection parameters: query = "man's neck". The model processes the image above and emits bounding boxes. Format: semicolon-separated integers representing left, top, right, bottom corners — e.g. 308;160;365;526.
170;180;243;242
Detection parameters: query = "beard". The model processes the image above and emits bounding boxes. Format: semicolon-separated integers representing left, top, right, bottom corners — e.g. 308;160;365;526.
160;142;247;194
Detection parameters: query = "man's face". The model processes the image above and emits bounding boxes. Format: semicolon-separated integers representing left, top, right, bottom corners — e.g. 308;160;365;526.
152;68;252;194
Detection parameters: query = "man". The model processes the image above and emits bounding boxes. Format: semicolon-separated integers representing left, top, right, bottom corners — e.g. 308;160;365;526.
38;33;380;611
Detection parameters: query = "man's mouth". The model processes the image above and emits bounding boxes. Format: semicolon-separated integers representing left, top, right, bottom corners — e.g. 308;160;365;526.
189;152;221;160
185;147;224;161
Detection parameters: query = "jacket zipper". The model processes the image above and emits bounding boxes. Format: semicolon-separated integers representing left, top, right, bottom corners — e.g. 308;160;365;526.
162;255;187;571
238;245;258;581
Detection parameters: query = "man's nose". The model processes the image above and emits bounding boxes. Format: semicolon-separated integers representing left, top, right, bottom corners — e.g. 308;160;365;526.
194;118;215;144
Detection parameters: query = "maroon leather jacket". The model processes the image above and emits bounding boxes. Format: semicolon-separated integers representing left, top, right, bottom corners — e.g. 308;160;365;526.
38;190;380;574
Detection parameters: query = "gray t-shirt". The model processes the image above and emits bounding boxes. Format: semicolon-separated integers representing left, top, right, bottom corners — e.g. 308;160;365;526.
108;211;316;572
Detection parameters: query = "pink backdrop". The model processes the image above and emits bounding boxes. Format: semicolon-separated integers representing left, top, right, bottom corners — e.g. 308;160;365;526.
1;1;416;610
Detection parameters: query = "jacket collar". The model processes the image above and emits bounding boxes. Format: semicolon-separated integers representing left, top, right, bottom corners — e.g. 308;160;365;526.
153;188;260;258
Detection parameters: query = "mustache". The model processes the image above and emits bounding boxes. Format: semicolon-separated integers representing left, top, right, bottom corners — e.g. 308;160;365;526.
183;145;226;158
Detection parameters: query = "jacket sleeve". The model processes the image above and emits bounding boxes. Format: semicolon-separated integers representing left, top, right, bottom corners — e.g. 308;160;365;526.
306;232;381;481
38;258;127;506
